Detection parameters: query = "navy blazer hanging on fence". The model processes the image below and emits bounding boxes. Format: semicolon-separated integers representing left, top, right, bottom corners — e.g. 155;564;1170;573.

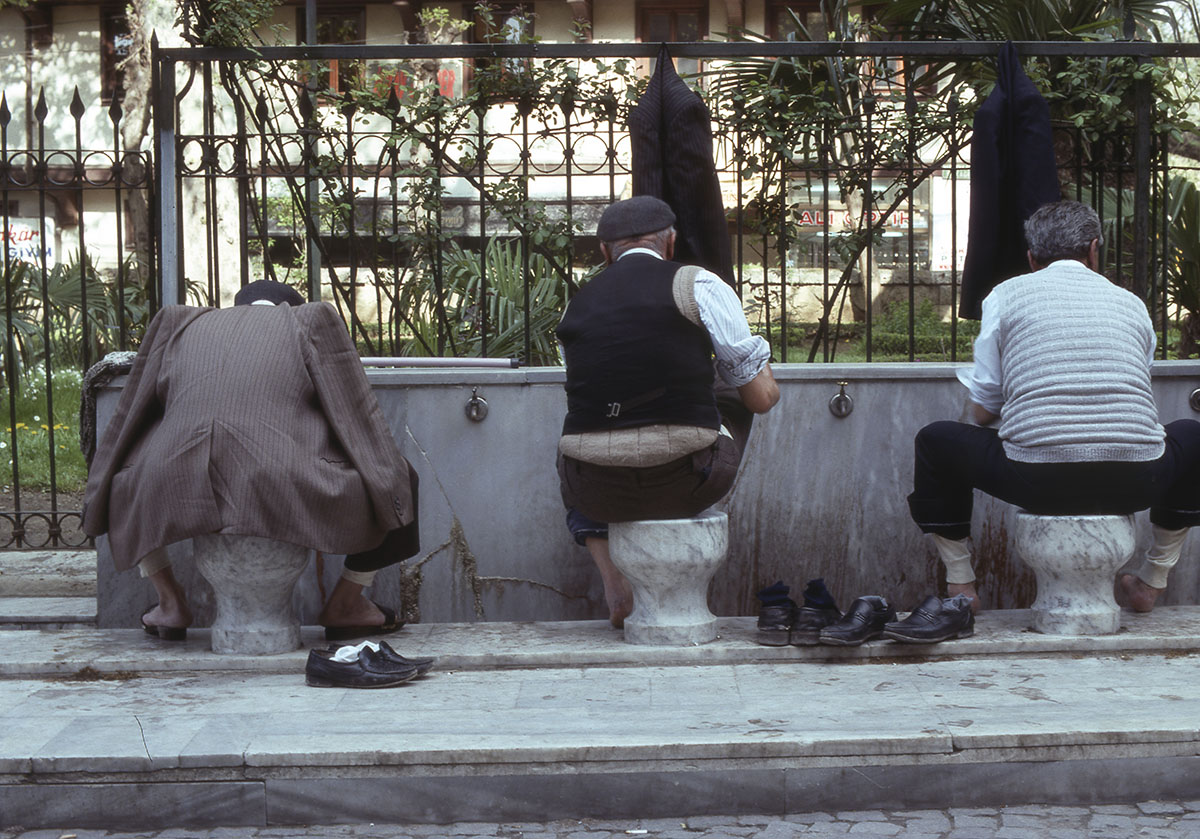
959;41;1061;319
628;44;735;286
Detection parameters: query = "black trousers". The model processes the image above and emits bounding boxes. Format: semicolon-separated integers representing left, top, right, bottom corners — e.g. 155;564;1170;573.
907;419;1200;540
344;469;420;573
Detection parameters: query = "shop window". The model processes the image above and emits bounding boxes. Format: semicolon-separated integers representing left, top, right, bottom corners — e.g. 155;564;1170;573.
101;5;133;103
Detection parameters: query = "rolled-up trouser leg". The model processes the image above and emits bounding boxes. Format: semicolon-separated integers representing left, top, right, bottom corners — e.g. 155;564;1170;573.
906;421;1000;541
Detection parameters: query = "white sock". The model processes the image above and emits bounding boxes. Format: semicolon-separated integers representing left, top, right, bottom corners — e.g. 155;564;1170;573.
341;567;377;587
1133;526;1189;589
931;534;975;584
137;546;171;578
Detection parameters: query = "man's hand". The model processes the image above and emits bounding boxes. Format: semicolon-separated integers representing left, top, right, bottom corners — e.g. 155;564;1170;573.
972;401;999;426
738;364;780;414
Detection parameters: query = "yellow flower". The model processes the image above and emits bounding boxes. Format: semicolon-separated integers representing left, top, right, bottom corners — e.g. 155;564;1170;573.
40;424;49;430
15;422;25;429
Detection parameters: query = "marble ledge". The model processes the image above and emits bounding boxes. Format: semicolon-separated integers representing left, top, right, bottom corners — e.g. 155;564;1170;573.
4;610;1200;679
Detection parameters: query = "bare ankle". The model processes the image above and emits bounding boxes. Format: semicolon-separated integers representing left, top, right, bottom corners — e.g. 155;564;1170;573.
947;583;982;614
1117;573;1161;613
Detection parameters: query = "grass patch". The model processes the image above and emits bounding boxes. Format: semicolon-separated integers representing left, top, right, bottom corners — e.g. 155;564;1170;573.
0;368;87;493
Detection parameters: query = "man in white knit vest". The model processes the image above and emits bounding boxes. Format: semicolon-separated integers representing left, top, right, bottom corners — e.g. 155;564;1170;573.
908;200;1200;615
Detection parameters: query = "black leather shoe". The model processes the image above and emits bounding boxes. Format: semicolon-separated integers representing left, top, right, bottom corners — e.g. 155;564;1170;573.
305;647;418;688
328;640;437;676
883;595;975;644
789;604;843;645
756;603;795;646
818;596;896;646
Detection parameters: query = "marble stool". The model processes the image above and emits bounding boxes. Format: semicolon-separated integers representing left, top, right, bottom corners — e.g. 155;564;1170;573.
193;534;310;655
1014;512;1136;635
608;511;729;645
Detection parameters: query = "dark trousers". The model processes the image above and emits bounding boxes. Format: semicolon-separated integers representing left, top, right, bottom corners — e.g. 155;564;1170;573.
560;394;753;541
344;469;420;573
907;419;1200;540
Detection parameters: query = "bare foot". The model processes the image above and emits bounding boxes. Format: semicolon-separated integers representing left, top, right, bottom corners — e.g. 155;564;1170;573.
947;582;982;615
319;579;388;628
141;601;192;630
1115;573;1162;613
319;596;387;628
604;576;634;628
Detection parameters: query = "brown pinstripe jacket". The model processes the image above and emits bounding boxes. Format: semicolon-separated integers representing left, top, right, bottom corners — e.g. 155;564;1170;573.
83;302;415;571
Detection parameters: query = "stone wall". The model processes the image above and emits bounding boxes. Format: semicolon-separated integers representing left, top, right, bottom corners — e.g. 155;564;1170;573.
96;361;1200;627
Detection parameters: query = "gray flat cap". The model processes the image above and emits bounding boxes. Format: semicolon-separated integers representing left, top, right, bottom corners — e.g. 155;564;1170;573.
596;195;676;242
234;280;306;307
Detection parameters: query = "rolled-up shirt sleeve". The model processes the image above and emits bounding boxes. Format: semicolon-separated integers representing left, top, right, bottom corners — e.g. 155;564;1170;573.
693;270;771;387
967;294;1004;416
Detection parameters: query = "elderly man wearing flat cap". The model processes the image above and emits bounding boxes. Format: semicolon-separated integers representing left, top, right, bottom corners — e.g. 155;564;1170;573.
556;195;780;626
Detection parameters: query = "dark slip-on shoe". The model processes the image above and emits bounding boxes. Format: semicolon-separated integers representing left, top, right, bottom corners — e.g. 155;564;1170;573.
323;601;404;642
818;596;896;646
326;640;437;677
883;594;975;644
375;640;437;676
305;647;418;688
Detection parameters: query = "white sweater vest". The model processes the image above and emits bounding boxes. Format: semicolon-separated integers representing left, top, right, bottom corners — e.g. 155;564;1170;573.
992;260;1165;463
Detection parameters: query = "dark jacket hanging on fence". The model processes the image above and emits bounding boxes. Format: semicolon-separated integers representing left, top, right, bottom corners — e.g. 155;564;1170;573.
628;44;735;286
959;41;1061;319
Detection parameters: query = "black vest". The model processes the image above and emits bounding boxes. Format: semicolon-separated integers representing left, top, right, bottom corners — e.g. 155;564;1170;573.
557;254;719;434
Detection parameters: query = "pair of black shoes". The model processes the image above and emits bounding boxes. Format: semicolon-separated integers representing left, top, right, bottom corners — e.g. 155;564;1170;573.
820;594;975;646
756;579;843;646
305;640;437;688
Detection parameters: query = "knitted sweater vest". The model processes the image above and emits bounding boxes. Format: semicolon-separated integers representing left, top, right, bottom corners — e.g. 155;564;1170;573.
993;260;1165;462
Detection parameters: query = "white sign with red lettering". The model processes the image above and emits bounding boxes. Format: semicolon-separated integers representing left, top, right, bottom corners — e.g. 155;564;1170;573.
1;220;54;264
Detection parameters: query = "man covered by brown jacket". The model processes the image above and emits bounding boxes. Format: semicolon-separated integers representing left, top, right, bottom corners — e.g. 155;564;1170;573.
83;281;418;640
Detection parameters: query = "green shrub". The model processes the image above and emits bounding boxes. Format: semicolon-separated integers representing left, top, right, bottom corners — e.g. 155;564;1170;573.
1;369;87;493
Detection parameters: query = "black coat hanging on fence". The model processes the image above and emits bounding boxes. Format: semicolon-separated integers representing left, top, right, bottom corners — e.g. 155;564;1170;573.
627;44;735;286
959;41;1061;319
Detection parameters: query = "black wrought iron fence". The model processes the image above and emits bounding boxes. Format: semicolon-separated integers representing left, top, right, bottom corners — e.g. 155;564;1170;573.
0;87;155;548
151;40;1200;367
4;39;1200;546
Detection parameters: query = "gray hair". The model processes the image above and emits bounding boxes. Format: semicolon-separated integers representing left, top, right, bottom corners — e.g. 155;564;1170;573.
607;225;675;260
1024;200;1102;265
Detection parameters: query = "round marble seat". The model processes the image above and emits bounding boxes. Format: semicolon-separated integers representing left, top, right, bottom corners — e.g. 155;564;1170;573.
193;534;310;655
1014;512;1136;635
608;511;729;646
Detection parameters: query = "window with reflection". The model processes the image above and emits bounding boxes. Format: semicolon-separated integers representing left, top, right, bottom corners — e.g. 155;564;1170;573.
467;3;535;90
637;2;707;76
101;5;133;103
767;1;824;41
296;6;366;95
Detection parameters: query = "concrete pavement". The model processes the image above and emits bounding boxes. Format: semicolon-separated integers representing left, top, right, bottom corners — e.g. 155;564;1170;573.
3;608;1200;830
5;801;1200;837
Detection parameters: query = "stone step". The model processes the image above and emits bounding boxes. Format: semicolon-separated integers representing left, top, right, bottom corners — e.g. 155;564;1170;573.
2;608;1200;677
0;595;96;628
0;549;97;597
3;615;1200;831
